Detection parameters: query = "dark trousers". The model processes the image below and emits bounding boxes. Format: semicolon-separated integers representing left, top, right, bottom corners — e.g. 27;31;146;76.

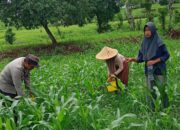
0;89;17;98
146;75;169;110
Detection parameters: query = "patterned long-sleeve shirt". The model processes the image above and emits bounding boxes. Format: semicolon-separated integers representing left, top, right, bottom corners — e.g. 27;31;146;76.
107;53;125;75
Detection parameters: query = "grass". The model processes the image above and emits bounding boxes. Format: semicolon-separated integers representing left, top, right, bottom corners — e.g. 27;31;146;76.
0;3;180;52
0;28;180;130
0;22;143;52
0;17;178;53
0;3;180;130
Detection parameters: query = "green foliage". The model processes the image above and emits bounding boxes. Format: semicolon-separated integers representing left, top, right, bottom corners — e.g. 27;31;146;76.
0;3;180;128
61;0;93;26
141;2;152;11
159;0;168;5
91;0;119;33
0;37;179;129
158;8;168;32
5;28;15;44
141;1;154;22
0;26;180;129
0;0;60;29
136;18;142;31
0;0;61;45
174;10;180;23
117;12;124;29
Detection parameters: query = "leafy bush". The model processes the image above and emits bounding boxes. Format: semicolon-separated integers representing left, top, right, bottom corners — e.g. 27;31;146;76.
4;28;15;44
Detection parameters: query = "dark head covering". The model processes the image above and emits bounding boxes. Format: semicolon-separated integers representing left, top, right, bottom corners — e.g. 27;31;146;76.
140;22;164;61
25;54;39;67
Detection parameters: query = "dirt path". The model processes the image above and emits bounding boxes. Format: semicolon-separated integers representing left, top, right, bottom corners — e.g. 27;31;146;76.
0;43;87;61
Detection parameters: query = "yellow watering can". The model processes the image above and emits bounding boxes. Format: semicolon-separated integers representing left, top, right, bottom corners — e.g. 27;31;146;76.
107;76;125;93
107;80;118;92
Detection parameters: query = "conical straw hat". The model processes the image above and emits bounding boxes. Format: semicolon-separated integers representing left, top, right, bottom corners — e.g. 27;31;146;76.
96;46;118;60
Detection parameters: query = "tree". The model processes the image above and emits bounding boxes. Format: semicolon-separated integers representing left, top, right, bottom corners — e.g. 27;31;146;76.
60;0;93;27
122;0;142;30
167;0;174;31
0;0;61;46
125;0;135;30
141;0;153;21
117;11;124;29
159;0;174;31
158;8;168;33
121;0;154;30
90;0;119;33
61;0;119;33
159;0;168;5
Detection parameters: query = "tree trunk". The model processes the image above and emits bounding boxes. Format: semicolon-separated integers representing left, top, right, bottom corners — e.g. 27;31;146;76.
125;0;135;30
168;0;174;31
96;14;103;33
43;24;58;46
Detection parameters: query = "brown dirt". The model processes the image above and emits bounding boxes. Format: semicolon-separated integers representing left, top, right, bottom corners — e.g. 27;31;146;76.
0;43;87;61
168;29;180;39
0;35;142;61
103;35;142;44
63;44;83;53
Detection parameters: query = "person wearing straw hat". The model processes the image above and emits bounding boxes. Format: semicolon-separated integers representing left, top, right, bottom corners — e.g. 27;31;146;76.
96;46;129;87
0;54;39;98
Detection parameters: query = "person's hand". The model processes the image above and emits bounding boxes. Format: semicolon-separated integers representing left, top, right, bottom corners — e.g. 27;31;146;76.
126;58;130;62
107;75;112;82
147;58;161;66
125;58;129;63
29;90;33;97
107;74;116;82
110;74;116;78
147;60;157;66
126;58;136;63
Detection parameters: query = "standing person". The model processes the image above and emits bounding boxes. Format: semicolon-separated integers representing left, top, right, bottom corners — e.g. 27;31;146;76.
96;46;129;88
0;54;39;98
127;22;170;110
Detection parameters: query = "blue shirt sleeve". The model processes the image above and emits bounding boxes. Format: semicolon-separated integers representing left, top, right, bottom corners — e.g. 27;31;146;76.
159;45;170;62
137;50;144;63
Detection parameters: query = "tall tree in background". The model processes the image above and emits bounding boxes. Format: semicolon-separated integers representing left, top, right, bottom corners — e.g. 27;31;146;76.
90;0;119;33
123;0;142;30
167;0;174;31
158;8;168;33
159;0;168;5
159;0;174;32
61;0;93;27
143;0;153;21
0;0;61;46
125;0;135;30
